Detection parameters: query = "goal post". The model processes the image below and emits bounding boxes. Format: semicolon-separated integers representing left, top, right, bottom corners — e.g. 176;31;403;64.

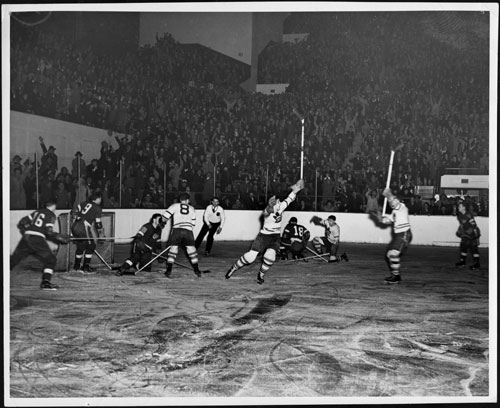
54;212;116;272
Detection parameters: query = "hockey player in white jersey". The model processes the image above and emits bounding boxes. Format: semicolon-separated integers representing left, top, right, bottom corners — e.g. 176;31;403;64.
378;188;412;284
225;179;304;284
162;192;206;277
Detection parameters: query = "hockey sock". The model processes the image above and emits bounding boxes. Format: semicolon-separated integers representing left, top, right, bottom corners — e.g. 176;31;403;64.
74;254;83;269
42;269;53;282
83;254;92;267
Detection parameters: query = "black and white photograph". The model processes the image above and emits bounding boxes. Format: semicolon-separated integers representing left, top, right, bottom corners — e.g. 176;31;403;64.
3;2;497;406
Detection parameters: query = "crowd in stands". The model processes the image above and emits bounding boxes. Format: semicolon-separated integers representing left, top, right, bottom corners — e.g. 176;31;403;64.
10;12;489;216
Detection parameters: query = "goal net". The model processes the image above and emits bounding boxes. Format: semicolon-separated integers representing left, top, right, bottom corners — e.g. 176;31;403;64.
53;212;116;271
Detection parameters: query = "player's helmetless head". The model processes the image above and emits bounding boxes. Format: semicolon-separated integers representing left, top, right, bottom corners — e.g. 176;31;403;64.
151;213;162;226
458;202;466;214
389;197;402;210
289;217;298;224
179;192;190;203
211;197;220;206
45;200;57;211
327;215;336;225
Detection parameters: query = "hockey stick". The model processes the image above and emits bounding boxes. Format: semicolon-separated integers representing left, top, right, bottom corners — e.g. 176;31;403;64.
382;150;395;216
305;246;329;262
136;245;171;274
151;252;211;273
293;108;305;179
70;236;134;241
93;249;120;270
284;252;331;263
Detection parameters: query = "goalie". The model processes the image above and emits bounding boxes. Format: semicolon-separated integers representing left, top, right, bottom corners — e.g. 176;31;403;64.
117;213;166;275
310;215;348;263
11;200;70;290
280;217;310;261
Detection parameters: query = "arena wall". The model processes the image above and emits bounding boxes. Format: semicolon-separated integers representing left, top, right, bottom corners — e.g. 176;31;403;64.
8;210;490;254
9;111;121;171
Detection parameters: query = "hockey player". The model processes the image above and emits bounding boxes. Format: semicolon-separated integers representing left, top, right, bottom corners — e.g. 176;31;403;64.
455;201;481;270
280;217;311;260
71;192;103;273
195;196;226;256
11;200;70;290
378;188;412;284
161;192;206;278
117;213;165;275
310;215;348;263
226;179;304;284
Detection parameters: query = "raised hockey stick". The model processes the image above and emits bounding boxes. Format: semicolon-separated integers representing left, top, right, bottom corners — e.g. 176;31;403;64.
305;246;329;262
151;251;211;273
382;150;395;216
293;108;305;179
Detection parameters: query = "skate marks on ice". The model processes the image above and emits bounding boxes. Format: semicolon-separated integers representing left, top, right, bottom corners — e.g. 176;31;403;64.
9;242;490;398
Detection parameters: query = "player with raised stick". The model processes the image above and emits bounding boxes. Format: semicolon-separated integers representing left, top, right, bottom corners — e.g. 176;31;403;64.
161;192;209;278
377;188;413;284
225;179;304;284
280;217;311;261
11;200;70;290
116;213;166;275
70;192;104;273
455;200;481;270
310;215;348;263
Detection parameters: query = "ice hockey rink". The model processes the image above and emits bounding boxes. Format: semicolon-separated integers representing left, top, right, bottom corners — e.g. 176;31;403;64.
8;241;492;404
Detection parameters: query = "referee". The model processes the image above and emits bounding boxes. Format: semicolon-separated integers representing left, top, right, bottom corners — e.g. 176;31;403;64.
195;196;225;256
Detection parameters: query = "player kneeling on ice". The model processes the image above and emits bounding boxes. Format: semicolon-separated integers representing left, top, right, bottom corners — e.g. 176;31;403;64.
161;193;209;278
226;179;304;284
280;217;310;260
310;215;348;263
11;200;70;290
377;188;412;284
117;213;166;275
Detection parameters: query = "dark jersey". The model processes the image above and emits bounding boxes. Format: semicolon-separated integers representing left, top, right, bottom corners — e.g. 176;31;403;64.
457;212;480;240
136;222;163;249
24;208;56;239
282;223;310;245
74;200;102;227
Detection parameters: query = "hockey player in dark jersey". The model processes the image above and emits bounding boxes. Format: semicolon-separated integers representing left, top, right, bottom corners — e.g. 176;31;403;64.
280;217;310;260
455;201;481;270
11;200;70;290
71;192;103;273
117;213;165;275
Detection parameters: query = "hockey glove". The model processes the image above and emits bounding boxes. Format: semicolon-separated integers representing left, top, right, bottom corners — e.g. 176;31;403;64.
310;216;323;226
55;233;70;245
291;179;305;193
17;216;32;234
382;188;392;198
135;239;147;252
456;227;463;238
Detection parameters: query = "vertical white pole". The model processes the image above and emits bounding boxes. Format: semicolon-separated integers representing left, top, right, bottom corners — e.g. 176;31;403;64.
213;164;216;196
35;152;39;208
265;164;269;202
163;162;166;206
382;150;395;215
300;119;305;179
119;159;122;208
314;169;318;211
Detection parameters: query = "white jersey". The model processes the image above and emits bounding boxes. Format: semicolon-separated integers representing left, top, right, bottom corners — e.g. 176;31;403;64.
322;220;340;243
203;204;225;227
162;202;196;231
261;191;297;235
385;203;411;233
